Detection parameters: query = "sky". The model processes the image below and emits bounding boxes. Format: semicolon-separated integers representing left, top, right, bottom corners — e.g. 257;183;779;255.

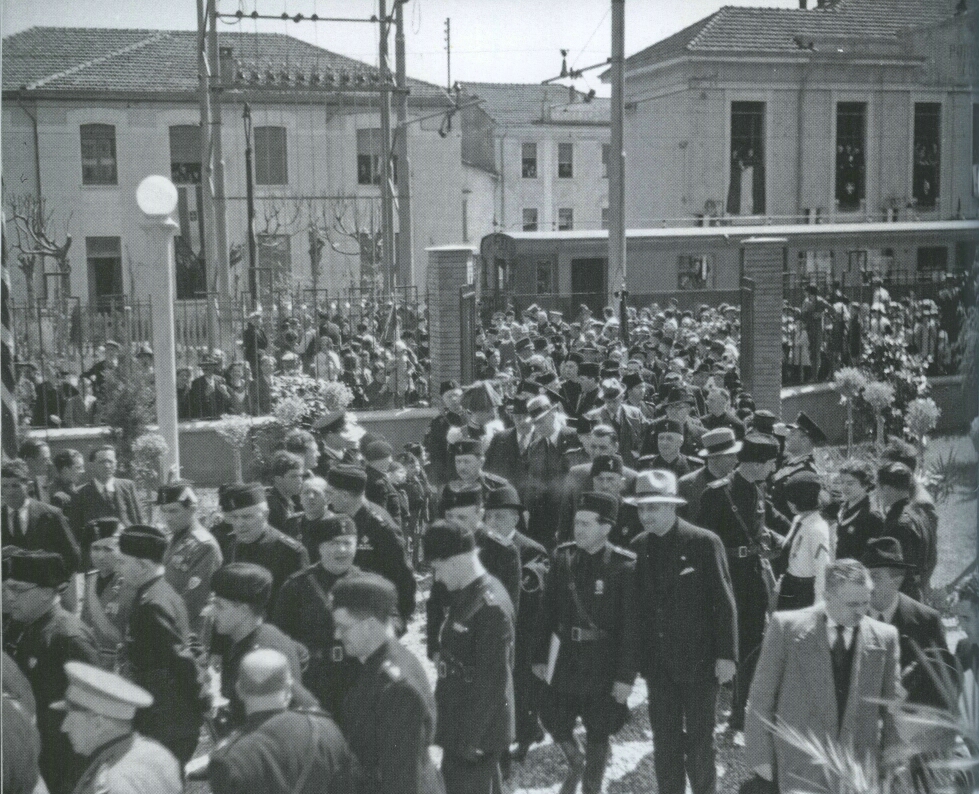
3;0;799;93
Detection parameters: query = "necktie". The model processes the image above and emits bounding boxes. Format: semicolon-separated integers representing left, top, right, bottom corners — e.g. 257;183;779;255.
832;624;847;669
11;508;23;537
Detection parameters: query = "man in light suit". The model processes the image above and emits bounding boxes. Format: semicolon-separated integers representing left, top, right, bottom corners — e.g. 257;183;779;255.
746;559;901;794
69;445;145;555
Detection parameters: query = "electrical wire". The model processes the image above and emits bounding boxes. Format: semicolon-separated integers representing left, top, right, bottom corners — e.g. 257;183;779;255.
572;7;610;69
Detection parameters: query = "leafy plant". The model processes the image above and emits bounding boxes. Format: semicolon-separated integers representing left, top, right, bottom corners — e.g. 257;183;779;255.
214;414;253;484
94;361;155;474
833;367;869;456
131;433;169;506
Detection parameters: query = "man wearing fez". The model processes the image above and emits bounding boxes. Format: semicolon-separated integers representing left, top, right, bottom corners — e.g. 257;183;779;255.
274;515;366;717
4;549;99;794
220;482;309;612
532;491;636;794
55;662;183;794
769;411;825;522
642;387;705;459
482;485;550;761
326;464;416;624
877;462;933;601
364;440;409;530
209;562;318;730
117;524;204;765
678;427;742;521
444;437;511;508
586;454;644;547
701;387;746;440
697;434;785;734
641;421;703;478
629;470;737;794
312;408;365;479
424;520;516;794
207;649;355;794
158;480;223;637
332;574;446;794
79;517;136;670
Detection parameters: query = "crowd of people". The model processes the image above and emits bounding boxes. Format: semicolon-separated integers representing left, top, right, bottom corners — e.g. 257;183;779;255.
3;288;977;794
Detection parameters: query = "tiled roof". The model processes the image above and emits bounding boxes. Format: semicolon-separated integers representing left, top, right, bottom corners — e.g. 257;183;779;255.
459;82;609;127
624;0;963;70
2;27;448;100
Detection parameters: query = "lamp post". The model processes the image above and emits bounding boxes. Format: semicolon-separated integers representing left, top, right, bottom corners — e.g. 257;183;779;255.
136;175;181;478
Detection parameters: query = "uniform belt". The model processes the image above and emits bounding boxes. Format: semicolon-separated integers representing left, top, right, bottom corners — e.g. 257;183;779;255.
561;624;606;642
728;546;757;558
436;652;474;682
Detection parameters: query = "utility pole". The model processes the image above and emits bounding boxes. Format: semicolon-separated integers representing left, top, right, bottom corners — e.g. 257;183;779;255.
608;0;627;318
444;18;451;91
378;0;396;293
204;0;230;297
394;0;414;288
243;104;258;307
196;0;219;347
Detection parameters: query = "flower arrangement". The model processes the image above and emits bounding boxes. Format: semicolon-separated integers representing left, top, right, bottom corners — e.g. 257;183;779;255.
833;367;869;456
131;433;169;500
863;380;896;451
215;414;253;483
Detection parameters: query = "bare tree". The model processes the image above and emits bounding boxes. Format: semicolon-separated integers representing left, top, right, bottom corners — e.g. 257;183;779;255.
7;194;73;301
256;194;302;303
314;196;383;292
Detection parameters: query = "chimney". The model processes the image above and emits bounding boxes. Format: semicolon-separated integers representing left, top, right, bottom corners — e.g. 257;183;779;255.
219;46;234;83
800;0;807;8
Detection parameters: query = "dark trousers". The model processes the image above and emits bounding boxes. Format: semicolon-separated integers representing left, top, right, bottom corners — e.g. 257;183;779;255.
645;667;719;794
441;751;503;794
513;660;543;745
731;605;766;730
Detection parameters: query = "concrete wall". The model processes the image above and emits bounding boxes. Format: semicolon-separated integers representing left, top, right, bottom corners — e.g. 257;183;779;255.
781;376;977;445
27;408;438;487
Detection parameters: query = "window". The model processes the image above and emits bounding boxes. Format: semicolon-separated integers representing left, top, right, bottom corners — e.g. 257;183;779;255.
797;250;834;285
256;233;291;292
917;246;948;279
557;208;573;231
602;143;610;178
557;142;573;178
913;103;941;210
169;125;201;184
357;129;396;186
728;102;765;215
521;143;537;178
522;208;538;231
536;261;553;294
601;207;609;230
677;254;712;290
835;103;866;211
254;126;288;185
86;237;123;303
80;124;118;185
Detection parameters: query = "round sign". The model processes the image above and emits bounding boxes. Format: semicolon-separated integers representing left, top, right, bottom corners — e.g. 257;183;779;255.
136;175;178;217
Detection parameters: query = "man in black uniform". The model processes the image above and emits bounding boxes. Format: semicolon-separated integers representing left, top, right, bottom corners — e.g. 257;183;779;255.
207;648;355;794
220;483;309;613
768;411;824;524
118;524;204;766
3;549;99;794
332;574;446;794
424;381;466;488
482;485;549;761
364;440;409;530
326;464;416;625
273;515;365;717
424;520;515;794
265;451;304;532
640;422;703;478
442;438;512;511
208;562;318;730
312;410;364;479
697;434;784;733
532;492;637;794
630;470;738;794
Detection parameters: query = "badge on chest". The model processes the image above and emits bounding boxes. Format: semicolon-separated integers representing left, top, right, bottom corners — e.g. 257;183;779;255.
594;580;604;596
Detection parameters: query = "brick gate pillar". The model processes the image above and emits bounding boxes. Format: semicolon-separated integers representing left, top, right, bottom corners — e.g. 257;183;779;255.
427;245;476;389
741;237;786;416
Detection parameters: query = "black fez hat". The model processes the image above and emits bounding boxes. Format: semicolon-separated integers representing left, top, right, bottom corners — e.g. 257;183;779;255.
578;362;600;378
423;520;477;561
211;563;272;609
590;454;623;476
751;410;784;436
789;411;828;445
449;438;482;457
514;337;532;352
304;514;357;544
567;351;584;365
533;337;548;351
484;484;523;511
327;465;368;494
119;525;169;563
657;419;686;437
156;480;196;506
877;462;914;491
572;416;595;435
222;482;267;512
510;397;530;416
442;483;482;510
860;537;913;570
622;371;644;390
636;454;659;471
738;433;780;464
364;440;394;462
3;549;68;588
83;517;123;546
576;491;619;525
330;573;398;621
784;471;822;510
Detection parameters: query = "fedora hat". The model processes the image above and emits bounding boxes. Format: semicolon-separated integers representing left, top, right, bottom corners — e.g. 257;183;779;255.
860;537;914;570
699;427;743;457
626;470;686;505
